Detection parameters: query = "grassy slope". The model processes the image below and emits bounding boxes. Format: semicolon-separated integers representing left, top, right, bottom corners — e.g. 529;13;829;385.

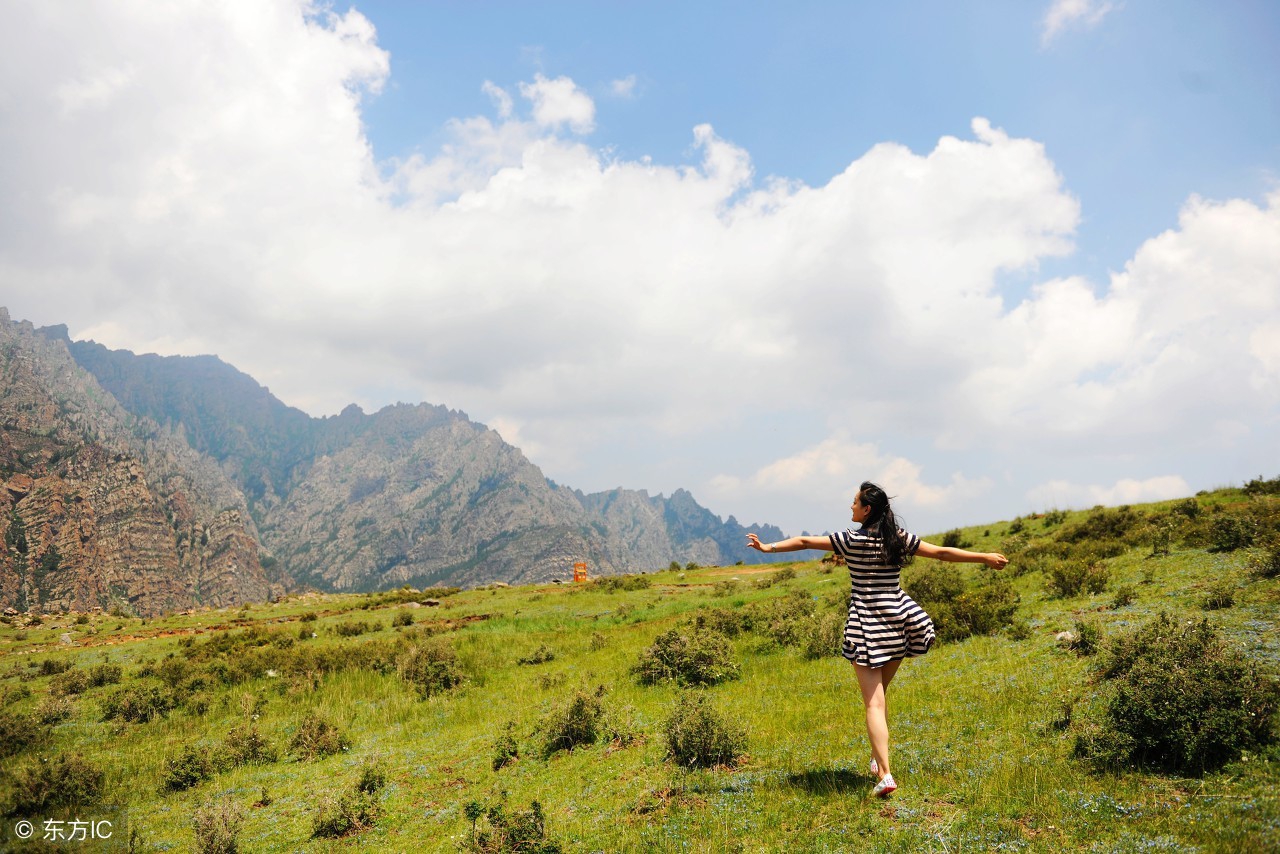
1;490;1278;853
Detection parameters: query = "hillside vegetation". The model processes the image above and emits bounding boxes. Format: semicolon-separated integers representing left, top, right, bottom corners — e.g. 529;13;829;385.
1;482;1278;852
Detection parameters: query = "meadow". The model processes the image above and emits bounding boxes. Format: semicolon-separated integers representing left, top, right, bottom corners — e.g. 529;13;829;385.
1;484;1278;852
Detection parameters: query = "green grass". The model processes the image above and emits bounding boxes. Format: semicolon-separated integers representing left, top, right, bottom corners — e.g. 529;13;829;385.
1;491;1278;851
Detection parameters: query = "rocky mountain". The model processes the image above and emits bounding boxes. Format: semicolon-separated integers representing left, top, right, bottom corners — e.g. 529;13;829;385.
0;307;789;613
0;309;276;616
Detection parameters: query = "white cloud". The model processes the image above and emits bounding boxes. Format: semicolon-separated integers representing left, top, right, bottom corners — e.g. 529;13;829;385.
482;80;513;118
1026;476;1191;510
610;75;638;98
1;1;1274;538
518;73;595;134
1041;0;1117;47
708;435;993;534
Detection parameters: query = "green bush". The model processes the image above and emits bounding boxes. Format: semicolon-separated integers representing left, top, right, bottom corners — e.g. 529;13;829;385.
463;797;562;853
663;692;747;769
38;658;72;676
0;711;49;758
1202;579;1235;610
398;638;465;698
594;573;651;592
492;721;519;771
1243;475;1280;496
101;685;176;723
51;668;89;696
220;723;278;766
632;628;739;687
4;753;105;817
192;796;244;854
1208;514;1256;552
905;566;1018;642
392;610;415;627
1071;620;1102;656
88;663;123;688
540;689;604;757
1046;561;1109;597
517;644;556;666
312;783;381;838
687;608;749;638
163;745;213;792
1246;539;1280;579
35;696;73;725
1060;506;1144;544
1075;614;1280;775
1110;584;1137;609
333;619;379;637
290;712;350;760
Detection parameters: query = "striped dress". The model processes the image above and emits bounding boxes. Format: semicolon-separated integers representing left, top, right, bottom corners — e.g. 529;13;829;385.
829;525;935;668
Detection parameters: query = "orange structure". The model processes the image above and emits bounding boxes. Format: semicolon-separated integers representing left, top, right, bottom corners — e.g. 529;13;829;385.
573;562;588;583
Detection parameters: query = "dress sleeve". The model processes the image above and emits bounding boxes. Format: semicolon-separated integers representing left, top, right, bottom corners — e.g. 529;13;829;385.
900;529;921;556
829;530;852;558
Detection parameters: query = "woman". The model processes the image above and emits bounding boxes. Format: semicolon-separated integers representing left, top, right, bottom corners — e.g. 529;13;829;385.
746;481;1008;797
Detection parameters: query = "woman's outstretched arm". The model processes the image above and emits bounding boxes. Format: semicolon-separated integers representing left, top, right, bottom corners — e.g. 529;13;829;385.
915;541;1008;569
746;533;834;554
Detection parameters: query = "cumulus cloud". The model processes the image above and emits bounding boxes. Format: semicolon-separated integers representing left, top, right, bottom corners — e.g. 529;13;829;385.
1041;0;1117;47
1025;476;1191;510
518;73;595;133
610;74;638;98
1;0;1274;535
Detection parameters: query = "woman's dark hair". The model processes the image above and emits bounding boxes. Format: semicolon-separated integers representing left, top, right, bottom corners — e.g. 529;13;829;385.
859;481;911;566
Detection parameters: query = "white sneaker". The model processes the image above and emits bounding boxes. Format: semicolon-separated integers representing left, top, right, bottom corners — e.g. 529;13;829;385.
872;773;897;797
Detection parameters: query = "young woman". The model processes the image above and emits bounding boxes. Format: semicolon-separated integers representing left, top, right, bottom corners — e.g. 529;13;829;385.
746;481;1008;797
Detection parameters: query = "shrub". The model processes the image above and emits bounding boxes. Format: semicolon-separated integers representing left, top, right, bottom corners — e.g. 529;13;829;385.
1046;561;1110;598
1110;585;1137;609
1172;497;1201;518
712;579;742;597
517;644;556;666
941;529;968;547
463;797;561;854
88;663;123;688
688;608;749;638
1060;506;1144;544
1243;475;1280;496
333;619;378;637
51;668;89;696
357;758;387;795
941;581;1019;641
1245;539;1280;580
290;712;350;760
192;796;244;854
594;573;651;592
1202;579;1235;611
35;696;73;725
540;690;604;757
632;628;739;687
796;611;845;660
5;753;105;817
1075;614;1280;775
906;567;1018;642
588;632;608;651
492;721;520;770
663;692;747;769
1209;514;1256;552
0;712;49;758
163;745;213;792
398;638;465;698
312;785;381;839
101;685;176;723
391;610;415;628
39;658;72;676
220;723;278;766
1070;620;1102;656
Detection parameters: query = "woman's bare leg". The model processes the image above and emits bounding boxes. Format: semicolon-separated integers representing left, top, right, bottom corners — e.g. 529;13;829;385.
855;662;895;779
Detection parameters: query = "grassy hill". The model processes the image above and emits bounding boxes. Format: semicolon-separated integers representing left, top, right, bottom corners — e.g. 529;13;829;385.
1;483;1278;852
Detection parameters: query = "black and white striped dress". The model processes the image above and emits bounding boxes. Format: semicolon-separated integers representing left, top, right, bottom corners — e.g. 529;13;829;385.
829;525;935;668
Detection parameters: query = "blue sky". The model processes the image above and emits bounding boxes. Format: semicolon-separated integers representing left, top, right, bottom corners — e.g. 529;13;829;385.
2;1;1278;538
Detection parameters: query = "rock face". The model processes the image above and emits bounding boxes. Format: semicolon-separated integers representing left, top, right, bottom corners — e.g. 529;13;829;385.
1;307;791;610
0;310;275;615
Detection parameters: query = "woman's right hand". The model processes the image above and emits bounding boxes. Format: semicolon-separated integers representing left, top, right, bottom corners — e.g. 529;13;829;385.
746;533;768;553
983;552;1009;570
